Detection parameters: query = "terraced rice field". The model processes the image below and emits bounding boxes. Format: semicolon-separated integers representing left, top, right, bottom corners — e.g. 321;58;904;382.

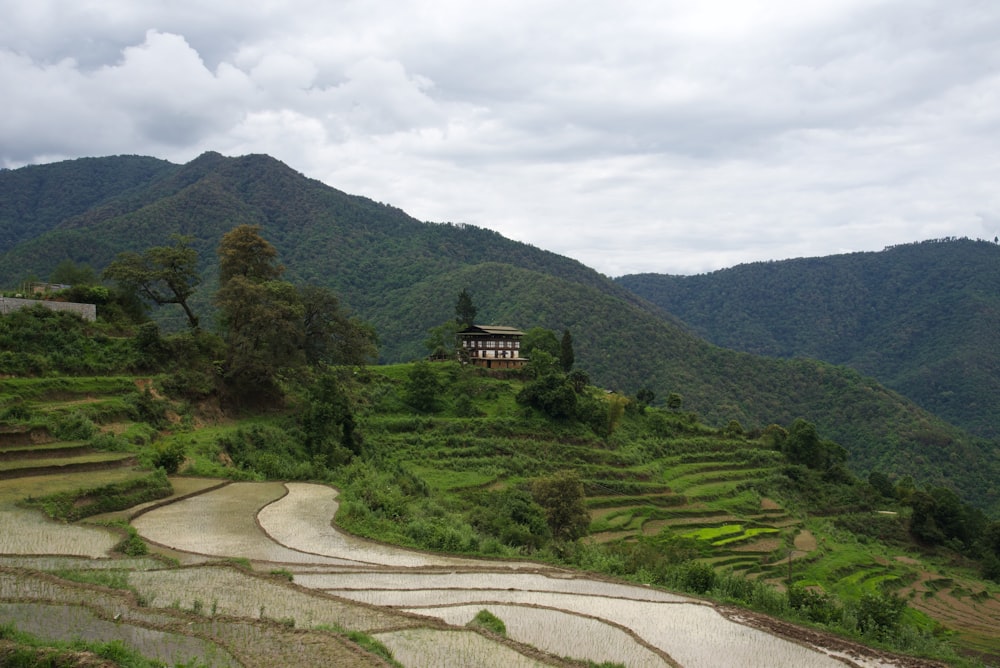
584;442;797;585
0;475;936;667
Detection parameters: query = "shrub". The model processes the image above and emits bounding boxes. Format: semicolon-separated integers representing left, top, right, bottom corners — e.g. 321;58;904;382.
468;609;506;635
116;525;149;556
788;585;839;624
25;470;172;522
681;561;717;594
50;411;96;440
90;432;130;452
0;403;31;422
152;441;186;474
855;591;907;637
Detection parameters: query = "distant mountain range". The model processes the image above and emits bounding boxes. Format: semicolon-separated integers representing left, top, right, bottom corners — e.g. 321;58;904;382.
617;239;1000;441
1;153;996;512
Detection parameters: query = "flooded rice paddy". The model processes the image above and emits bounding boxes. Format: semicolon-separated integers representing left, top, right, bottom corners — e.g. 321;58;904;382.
0;479;939;667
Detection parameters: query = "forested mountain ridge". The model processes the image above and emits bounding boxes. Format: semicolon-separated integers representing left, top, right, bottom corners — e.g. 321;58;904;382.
616;238;1000;440
0;155;175;252
1;153;997;512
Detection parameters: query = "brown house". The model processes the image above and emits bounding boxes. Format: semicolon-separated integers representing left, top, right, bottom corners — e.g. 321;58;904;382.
457;325;526;369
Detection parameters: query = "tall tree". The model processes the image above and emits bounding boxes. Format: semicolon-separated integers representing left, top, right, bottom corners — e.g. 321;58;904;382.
455;288;477;328
103;235;202;329
532;470;590;541
559;329;575;372
216;276;305;398
217;224;283;284
216;226;300;401
300;285;378;366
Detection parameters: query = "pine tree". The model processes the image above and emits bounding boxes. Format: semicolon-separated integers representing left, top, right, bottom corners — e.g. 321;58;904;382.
455;288;477;328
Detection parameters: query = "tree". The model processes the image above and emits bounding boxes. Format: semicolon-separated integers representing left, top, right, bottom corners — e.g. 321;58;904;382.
524;349;559;379
425;320;460;360
216;226;301;401
300;285;377;366
724;419;745;439
405;361;443;412
559;329;574;372
216;276;305;399
455;288;477;328
516;372;577;419
215;225;376;402
532;470;590;541
784;418;846;471
51;260;98;286
666;392;684;412
784;419;823;469
521;327;560;358
868;471;895;499
218;224;283;284
301;372;360;463
635;387;655;411
103;235;202;329
568;369;590;393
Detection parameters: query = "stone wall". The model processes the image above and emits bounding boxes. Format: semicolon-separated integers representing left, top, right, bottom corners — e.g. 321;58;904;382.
0;297;97;322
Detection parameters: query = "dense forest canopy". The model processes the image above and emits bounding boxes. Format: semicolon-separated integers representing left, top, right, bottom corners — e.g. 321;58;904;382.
616;238;1000;440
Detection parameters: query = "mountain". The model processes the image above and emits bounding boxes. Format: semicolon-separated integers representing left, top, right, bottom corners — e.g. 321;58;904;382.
616;239;1000;440
1;153;996;512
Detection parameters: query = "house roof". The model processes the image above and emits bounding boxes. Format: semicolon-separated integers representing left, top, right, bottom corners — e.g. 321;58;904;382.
458;325;524;336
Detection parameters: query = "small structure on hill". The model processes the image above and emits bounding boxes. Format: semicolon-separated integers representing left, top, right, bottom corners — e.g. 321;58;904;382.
457;325;526;369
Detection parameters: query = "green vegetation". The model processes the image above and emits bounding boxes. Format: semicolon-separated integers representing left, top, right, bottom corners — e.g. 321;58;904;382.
0;622;176;668
617;238;1000;441
468;609;507;636
3;154;1000;665
104;234;203;329
4;153;996;515
23;470;172;522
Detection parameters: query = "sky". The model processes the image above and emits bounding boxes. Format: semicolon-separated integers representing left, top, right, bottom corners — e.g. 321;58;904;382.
3;0;1000;276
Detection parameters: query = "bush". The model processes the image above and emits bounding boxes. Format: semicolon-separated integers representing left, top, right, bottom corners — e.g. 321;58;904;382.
152;441;186;474
89;432;130;452
116;525;149;556
855;591;907;638
217;424;323;480
26;471;173;522
468;609;506;635
788;585;839;624
681;561;717;594
470;488;550;550
126;389;169;429
0;403;31;422
50;411;96;441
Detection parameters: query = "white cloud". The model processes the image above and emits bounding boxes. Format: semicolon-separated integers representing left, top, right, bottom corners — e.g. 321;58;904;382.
2;0;1000;274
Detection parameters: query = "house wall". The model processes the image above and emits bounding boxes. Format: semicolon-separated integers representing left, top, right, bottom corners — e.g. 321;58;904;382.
0;297;97;322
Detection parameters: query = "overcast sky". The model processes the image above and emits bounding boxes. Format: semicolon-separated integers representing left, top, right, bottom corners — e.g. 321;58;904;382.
3;1;999;275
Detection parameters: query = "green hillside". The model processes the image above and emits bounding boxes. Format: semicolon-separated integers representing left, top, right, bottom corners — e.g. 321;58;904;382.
616;239;1000;440
0;154;997;514
0;155;175;253
2;347;999;665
